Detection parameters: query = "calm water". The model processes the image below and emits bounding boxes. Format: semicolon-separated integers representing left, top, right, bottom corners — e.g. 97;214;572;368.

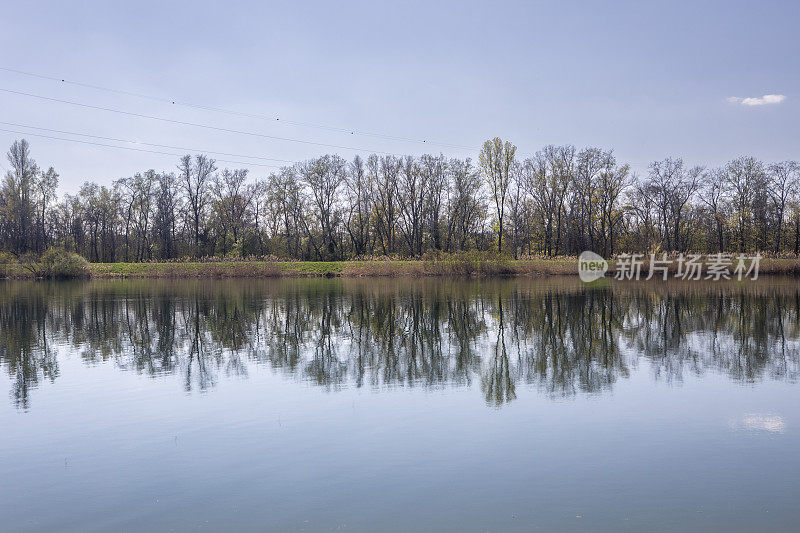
1;277;799;532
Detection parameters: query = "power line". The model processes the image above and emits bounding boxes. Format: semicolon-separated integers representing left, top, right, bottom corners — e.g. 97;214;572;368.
0;66;479;151
0;126;281;168
0;87;412;156
0;121;295;164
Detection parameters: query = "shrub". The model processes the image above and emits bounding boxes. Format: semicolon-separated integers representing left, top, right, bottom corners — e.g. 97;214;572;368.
423;250;515;276
0;252;19;278
37;248;90;279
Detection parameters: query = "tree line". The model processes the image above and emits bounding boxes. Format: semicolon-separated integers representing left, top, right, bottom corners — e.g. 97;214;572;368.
1;137;799;261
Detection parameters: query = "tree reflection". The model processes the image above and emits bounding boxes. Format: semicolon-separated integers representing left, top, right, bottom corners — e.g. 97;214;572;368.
1;278;799;409
482;297;516;406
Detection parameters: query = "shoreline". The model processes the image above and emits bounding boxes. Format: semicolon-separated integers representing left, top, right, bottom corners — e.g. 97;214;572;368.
4;257;800;279
87;259;576;279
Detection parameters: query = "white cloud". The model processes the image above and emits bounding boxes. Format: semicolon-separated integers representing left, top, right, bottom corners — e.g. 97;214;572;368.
727;94;787;106
729;413;786;433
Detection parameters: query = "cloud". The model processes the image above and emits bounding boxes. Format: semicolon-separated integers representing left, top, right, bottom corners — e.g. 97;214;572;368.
727;94;786;106
729;413;786;433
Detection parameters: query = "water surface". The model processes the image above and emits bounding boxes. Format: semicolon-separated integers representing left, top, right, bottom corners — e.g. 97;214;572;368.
1;278;799;531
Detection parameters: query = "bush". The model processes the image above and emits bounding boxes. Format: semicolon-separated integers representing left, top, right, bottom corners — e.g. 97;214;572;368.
0;252;19;278
37;248;90;279
423;250;515;276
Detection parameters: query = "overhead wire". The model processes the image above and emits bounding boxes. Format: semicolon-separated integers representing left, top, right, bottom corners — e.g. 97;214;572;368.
0;126;282;168
0;66;480;151
0;87;408;156
0;121;294;164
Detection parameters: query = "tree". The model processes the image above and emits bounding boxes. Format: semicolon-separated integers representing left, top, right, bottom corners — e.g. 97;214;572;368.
479;138;516;255
268;167;304;258
767;161;799;253
506;164;526;259
344;155;372;257
154;172;180;259
371;155;400;255
645;158;701;251
421;154;446;251
299;155;346;259
395;156;427;256
725;156;766;252
212;168;252;255
627;179;656;252
698;168;727;252
446;158;484;251
596;155;629;257
178;154;217;257
131;170;156;261
33;167;58;252
8;139;800;263
524;145;575;256
573;147;608;253
2;139;39;253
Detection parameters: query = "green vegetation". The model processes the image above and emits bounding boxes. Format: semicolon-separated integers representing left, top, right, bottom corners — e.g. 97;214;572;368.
90;260;341;278
0;248;91;279
0;252;19;278
3;247;800;281
80;256;800;279
7;247;91;279
36;247;90;278
3;249;800;279
77;252;580;279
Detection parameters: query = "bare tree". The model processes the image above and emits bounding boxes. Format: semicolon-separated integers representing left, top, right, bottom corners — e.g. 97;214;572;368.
371;155;400;255
268;167;304;258
698;168;727;252
506;164;526;259
574;147;608;252
212;168;253;255
33;166;58;252
725;156;766;251
396;156;427;256
645;158;701;251
154;172;180;259
768;161;799;253
596;155;629;257
299;155;347;259
524;145;575;256
421;154;447;251
446;158;484;251
344;155;372;257
178;154;217;257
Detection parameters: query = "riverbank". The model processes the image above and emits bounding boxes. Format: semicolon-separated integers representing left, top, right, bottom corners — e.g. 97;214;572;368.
3;256;800;279
0;257;575;279
86;258;579;278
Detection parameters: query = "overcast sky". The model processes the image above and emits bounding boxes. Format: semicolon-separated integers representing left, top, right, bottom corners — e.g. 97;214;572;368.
1;0;797;192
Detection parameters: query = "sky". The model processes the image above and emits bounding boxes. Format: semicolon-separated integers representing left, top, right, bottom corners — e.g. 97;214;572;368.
1;0;798;193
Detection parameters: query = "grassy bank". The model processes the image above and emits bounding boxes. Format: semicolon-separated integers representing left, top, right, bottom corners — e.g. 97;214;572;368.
3;256;800;279
81;257;800;279
86;258;577;279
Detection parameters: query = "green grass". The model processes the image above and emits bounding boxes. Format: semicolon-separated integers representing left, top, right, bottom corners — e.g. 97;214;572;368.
84;258;575;278
4;256;800;279
90;261;338;278
80;257;800;279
